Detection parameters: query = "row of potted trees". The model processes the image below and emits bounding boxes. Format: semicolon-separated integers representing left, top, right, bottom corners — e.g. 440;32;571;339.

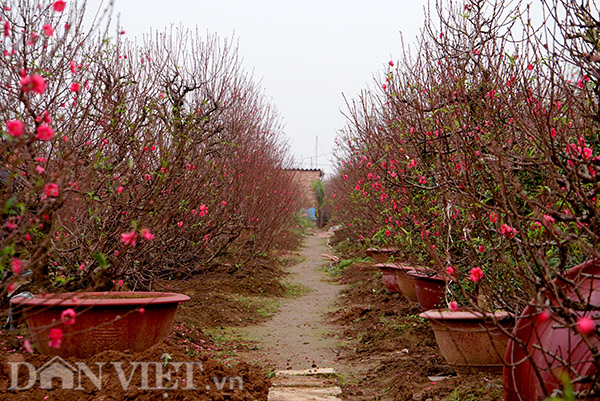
368;247;511;374
331;0;600;399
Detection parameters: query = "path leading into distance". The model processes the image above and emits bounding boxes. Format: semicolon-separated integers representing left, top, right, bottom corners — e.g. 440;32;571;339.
232;230;345;400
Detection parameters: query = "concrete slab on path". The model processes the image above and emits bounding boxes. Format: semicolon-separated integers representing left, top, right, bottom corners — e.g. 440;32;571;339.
275;368;336;376
268;368;342;401
268;386;342;401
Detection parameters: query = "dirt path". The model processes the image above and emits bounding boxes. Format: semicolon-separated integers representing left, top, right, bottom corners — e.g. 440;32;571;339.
230;230;342;371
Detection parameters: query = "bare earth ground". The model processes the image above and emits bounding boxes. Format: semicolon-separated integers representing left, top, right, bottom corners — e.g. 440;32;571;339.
0;229;505;400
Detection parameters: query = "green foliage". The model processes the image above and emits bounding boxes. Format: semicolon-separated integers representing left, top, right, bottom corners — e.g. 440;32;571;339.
311;179;325;207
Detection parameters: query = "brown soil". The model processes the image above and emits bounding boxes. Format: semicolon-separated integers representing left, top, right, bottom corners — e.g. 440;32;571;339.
0;231;508;400
329;238;504;400
0;339;269;400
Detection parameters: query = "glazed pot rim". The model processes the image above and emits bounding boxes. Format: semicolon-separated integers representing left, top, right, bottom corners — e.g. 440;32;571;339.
10;291;190;307
408;270;445;281
420;308;513;321
373;262;416;271
366;247;401;253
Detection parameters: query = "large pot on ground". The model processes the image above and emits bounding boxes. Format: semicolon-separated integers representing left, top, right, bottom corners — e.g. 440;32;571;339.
504;259;600;401
374;263;417;299
366;248;401;264
409;271;446;310
375;263;403;293
10;291;190;357
420;309;513;374
395;265;419;303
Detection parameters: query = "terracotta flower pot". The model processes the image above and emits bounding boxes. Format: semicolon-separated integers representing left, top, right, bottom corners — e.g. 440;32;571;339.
420;309;513;373
10;291;190;357
395;266;419;303
409;271;446;310
504;259;600;401
375;263;403;293
366;248;401;264
374;263;417;298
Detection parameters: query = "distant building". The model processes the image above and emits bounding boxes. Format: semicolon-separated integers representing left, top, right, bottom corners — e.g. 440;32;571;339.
287;168;324;209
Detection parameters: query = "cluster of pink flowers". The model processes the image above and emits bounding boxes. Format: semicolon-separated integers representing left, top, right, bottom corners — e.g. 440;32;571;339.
48;328;63;349
44;183;59;198
121;228;154;247
121;230;137;246
499;223;518;238
20;73;46;94
469;267;484;282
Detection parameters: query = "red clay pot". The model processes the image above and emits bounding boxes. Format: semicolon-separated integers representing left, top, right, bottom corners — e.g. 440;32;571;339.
395;266;419;303
409;271;446;310
420;309;513;373
504;259;600;401
374;263;417;298
375;263;402;293
11;291;190;358
366;248;401;264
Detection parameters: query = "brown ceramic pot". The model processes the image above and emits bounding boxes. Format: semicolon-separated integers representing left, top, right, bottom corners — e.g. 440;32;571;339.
420;309;513;373
374;263;417;298
409;271;446;310
11;291;190;357
504;259;600;401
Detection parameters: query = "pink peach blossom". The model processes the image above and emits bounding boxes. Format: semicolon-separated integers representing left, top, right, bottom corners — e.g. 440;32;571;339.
44;183;59;197
36;124;54;140
537;309;552;323
577;316;596;336
469;267;483;282
542;214;555;226
141;228;154;241
21;74;46;94
53;1;66;11
120;230;137;246
11;258;21;275
48;328;63;349
499;223;518;238
23;339;34;353
6;119;24;137
60;308;76;325
42;24;53;36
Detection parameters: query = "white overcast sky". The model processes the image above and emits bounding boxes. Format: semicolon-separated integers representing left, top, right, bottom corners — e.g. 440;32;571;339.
83;0;430;175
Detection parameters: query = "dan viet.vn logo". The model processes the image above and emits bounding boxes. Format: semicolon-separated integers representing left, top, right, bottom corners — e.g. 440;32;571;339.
7;354;243;392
